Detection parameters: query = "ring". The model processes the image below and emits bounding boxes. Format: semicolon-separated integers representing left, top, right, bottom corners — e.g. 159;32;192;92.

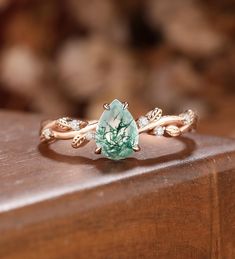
40;99;198;160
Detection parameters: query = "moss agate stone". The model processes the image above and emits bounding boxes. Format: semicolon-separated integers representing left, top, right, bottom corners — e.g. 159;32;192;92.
96;99;139;160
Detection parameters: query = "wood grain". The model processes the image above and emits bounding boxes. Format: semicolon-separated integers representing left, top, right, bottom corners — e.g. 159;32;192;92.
0;110;235;259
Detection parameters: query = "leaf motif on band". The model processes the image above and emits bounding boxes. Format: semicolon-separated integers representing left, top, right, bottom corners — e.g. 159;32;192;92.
72;135;87;148
55;117;71;130
165;125;181;137
146;108;162;122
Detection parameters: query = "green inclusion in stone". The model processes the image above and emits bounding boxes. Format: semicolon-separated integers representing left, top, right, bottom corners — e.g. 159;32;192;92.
95;99;139;160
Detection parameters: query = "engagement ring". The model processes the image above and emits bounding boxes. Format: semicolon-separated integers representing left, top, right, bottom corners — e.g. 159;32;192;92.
40;99;198;160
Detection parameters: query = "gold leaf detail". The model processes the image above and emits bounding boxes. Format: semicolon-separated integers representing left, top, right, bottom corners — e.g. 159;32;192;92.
165;125;181;137
55;117;71;130
146;108;162;122
71;135;87;148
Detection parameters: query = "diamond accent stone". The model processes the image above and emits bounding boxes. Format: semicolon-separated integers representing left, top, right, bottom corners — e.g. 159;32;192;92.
138;116;149;128
42;128;53;140
96;99;139;160
153;126;165;136
86;131;95;141
182;113;192;125
69;120;80;130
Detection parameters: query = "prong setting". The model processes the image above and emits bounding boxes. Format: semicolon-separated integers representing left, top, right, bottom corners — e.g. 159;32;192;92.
122;101;129;110
103;103;110;110
95;147;102;154
133;145;141;152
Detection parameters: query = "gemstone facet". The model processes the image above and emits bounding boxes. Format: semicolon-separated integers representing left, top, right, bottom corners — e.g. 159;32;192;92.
95;99;139;160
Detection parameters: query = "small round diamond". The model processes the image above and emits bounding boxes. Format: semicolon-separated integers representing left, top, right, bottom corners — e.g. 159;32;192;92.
138;116;149;128
153;126;165;136
42;128;53;140
86;131;95;141
69;120;80;130
182;114;191;125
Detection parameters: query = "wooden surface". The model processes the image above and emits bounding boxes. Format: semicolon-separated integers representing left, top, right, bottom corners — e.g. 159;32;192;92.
0;110;235;259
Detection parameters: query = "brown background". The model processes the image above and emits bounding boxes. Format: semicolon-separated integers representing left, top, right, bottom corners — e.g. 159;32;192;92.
0;0;234;137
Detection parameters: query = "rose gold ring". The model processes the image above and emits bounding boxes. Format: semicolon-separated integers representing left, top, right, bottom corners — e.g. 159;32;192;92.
40;99;198;160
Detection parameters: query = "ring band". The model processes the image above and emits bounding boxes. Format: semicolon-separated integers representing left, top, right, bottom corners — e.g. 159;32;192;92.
40;99;198;160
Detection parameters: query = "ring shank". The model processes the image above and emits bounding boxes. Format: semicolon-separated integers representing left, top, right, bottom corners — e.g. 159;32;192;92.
40;113;197;142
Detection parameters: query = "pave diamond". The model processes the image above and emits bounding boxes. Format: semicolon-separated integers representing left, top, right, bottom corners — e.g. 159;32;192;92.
86;131;95;141
153;126;165;136
69;120;80;130
96;99;139;160
138;116;149;128
182;113;192;125
42;128;53;140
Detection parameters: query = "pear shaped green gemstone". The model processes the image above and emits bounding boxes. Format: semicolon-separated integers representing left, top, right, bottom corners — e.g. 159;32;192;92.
96;99;139;160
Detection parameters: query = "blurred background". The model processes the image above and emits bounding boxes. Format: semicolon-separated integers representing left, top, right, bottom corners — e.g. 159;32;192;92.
0;0;234;137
